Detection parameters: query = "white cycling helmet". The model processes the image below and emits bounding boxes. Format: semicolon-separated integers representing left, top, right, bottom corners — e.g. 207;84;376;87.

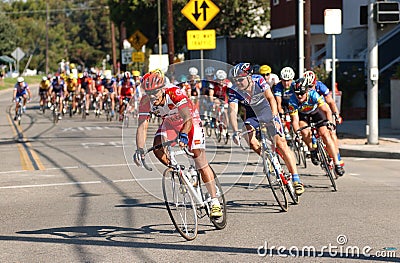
188;67;198;76
215;69;227;80
42;76;48;81
17;77;24;83
205;66;215;76
280;67;295;80
303;70;317;86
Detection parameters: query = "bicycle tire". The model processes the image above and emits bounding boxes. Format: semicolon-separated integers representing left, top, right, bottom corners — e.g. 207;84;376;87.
208;168;227;229
278;158;299;205
162;168;198;241
263;153;288;212
215;123;222;142
317;141;337;192
205;122;212;137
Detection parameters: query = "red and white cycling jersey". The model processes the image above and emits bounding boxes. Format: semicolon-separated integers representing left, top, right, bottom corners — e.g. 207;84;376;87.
138;86;204;149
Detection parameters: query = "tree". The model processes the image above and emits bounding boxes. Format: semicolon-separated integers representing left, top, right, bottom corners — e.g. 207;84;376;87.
0;13;17;56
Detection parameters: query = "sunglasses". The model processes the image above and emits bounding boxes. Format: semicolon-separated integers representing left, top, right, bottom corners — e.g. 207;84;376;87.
146;89;161;96
295;92;306;97
262;73;270;77
234;77;247;83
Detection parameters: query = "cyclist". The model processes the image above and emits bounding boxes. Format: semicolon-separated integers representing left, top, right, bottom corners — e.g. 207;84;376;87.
78;72;94;115
39;76;51;111
117;71;135;121
259;64;280;88
273;66;296;140
133;69;223;217
94;73;105;115
102;74;117;118
288;78;345;176
49;75;67;120
209;69;232;131
229;63;304;195
65;73;78;114
12;77;32;120
303;70;344;166
200;66;217;125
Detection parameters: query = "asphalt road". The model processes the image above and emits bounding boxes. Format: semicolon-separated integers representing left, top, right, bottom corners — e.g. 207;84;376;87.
0;88;399;262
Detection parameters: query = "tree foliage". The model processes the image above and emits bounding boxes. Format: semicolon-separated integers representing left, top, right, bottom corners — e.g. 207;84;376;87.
0;0;270;72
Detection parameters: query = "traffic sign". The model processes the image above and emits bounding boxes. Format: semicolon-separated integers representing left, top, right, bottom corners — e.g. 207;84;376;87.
132;52;145;62
11;47;25;61
121;48;133;65
181;0;220;30
128;30;149;51
186;29;216;50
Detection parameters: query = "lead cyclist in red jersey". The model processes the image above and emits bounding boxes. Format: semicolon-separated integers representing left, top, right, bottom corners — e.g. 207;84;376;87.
133;69;223;217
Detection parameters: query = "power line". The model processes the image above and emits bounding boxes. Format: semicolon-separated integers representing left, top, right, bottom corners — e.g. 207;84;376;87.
0;6;108;15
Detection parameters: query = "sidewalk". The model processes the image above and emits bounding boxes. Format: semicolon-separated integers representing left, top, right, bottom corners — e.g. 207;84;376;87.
337;119;400;159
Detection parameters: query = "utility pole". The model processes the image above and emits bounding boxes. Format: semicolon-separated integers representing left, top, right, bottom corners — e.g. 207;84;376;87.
367;0;379;144
298;0;305;77
166;0;174;65
45;1;49;75
304;0;311;70
111;21;117;74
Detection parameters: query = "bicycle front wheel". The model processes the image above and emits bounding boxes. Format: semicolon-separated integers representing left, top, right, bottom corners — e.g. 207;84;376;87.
263;154;288;212
162;168;198;241
317;141;337;192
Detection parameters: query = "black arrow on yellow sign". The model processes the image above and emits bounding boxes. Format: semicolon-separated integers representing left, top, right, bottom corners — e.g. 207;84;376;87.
192;0;209;21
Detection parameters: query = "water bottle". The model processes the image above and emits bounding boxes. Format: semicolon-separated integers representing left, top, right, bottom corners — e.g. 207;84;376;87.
188;166;198;187
311;136;317;149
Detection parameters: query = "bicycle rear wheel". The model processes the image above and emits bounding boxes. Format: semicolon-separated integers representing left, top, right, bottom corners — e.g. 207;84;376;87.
317;142;337;192
263;154;288;212
162;168;198;241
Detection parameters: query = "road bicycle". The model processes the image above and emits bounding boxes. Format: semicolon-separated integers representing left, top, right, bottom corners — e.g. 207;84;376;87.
141;139;227;240
120;97;131;127
281;110;307;168
297;120;337;191
14;97;23;125
103;95;113;122
237;122;299;212
51;95;61;124
213;103;229;144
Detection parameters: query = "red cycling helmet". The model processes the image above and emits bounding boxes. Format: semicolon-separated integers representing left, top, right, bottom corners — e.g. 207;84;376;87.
303;70;317;87
142;69;165;91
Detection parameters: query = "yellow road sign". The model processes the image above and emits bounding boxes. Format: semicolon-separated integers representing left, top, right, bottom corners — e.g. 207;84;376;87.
132;52;145;62
187;29;216;50
181;0;220;30
128;30;149;51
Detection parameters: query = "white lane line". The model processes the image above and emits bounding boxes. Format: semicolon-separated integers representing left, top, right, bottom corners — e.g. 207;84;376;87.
0;163;129;174
0;174;258;190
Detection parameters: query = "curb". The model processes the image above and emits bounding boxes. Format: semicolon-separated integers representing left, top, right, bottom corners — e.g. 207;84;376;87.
339;148;400;159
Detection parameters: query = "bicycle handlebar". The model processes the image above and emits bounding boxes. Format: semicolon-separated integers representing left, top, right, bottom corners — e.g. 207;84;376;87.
142;138;194;171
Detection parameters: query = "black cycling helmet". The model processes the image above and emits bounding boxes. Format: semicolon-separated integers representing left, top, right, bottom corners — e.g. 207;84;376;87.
294;78;308;95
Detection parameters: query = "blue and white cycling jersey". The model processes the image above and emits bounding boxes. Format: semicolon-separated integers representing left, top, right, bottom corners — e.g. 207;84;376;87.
228;74;273;123
14;82;30;97
314;81;330;97
273;81;295;106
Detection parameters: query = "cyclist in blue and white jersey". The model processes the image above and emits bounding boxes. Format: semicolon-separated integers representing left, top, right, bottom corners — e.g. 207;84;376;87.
288;78;345;176
273;67;296;117
12;77;32;121
228;63;304;195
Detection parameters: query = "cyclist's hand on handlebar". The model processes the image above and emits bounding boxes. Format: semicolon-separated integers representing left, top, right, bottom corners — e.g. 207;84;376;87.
178;132;189;147
333;112;343;125
133;148;145;167
232;131;241;145
272;115;284;137
327;121;336;131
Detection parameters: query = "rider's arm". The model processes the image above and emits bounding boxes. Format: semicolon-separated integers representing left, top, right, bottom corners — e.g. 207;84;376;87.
264;88;278;117
275;96;284;115
319;103;334;123
324;93;340;115
12;89;17;100
136;118;149;149
291;112;300;133
228;101;239;132
178;105;193;135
